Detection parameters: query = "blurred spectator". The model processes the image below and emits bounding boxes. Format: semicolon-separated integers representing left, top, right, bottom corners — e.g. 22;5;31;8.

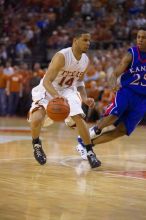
3;61;14;75
6;65;23;116
15;40;31;60
29;72;40;89
81;0;93;20
98;85;115;116
24;26;34;41
16;62;32;116
33;62;45;78
0;45;8;63
0;65;7;116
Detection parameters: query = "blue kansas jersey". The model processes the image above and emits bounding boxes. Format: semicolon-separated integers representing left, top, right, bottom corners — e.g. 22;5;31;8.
120;46;146;95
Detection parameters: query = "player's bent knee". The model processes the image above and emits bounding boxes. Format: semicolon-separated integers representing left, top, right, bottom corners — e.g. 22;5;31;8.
31;110;45;127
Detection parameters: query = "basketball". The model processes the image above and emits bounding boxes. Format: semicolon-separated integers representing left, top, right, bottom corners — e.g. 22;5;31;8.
47;97;70;121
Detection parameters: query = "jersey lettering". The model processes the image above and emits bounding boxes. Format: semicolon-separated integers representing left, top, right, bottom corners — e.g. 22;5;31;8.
58;76;74;87
130;73;146;86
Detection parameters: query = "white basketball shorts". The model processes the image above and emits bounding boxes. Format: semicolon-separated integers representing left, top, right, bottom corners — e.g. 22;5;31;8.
28;84;85;127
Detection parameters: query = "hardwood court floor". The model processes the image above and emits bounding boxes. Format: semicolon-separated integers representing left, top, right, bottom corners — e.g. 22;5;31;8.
0;117;146;220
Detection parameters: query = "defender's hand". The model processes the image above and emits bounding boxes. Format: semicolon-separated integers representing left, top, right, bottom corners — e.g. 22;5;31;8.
83;98;95;109
109;75;119;91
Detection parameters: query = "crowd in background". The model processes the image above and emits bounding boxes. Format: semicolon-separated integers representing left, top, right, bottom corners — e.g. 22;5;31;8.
0;0;146;122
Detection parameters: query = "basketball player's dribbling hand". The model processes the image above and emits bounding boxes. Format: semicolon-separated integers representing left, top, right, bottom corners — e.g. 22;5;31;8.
83;98;95;108
54;95;68;103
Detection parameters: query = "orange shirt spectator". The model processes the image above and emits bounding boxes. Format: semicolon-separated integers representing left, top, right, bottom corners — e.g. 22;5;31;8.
101;87;115;108
87;81;100;101
7;72;22;93
33;69;45;78
0;72;7;89
21;69;32;94
33;63;45;78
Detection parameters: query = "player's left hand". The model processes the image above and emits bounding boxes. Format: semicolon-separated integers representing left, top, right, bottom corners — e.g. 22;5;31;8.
83;98;95;109
109;75;120;92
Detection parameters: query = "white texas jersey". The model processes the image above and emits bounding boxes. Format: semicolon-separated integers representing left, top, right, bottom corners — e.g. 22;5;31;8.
40;47;89;91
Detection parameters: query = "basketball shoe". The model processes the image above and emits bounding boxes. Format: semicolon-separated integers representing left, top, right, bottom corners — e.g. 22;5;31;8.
33;139;47;165
76;137;87;160
76;126;101;160
87;151;101;168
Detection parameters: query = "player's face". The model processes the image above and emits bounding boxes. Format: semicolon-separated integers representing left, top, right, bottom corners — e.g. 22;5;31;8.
137;30;146;51
77;33;91;53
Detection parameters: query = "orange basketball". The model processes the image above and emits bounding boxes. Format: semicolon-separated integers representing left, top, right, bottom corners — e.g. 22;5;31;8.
47;97;70;121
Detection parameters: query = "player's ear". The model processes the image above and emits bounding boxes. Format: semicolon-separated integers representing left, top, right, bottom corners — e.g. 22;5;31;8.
73;37;77;43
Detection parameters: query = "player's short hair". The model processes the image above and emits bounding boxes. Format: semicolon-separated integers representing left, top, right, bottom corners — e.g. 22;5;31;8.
72;29;90;39
138;26;146;32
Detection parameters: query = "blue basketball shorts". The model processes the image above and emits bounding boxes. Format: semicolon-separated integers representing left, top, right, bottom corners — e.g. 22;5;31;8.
104;87;146;135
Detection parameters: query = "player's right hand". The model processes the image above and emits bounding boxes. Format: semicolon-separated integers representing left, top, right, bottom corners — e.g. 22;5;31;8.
54;95;68;103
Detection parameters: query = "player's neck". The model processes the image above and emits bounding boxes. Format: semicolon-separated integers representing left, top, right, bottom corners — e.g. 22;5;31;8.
71;46;82;61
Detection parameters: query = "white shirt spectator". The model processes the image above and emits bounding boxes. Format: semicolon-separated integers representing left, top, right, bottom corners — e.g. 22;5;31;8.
3;67;14;75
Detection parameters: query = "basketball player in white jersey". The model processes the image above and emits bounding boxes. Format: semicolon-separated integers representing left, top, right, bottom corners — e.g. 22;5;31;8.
28;30;101;168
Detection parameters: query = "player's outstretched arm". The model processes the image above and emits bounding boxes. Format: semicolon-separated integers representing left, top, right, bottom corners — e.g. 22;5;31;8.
110;52;132;90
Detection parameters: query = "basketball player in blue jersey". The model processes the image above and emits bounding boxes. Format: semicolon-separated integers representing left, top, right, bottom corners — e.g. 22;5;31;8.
76;27;146;160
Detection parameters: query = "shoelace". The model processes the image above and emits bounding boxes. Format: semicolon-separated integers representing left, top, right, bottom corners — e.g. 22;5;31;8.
81;149;85;155
34;144;43;157
77;146;86;155
87;151;95;157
